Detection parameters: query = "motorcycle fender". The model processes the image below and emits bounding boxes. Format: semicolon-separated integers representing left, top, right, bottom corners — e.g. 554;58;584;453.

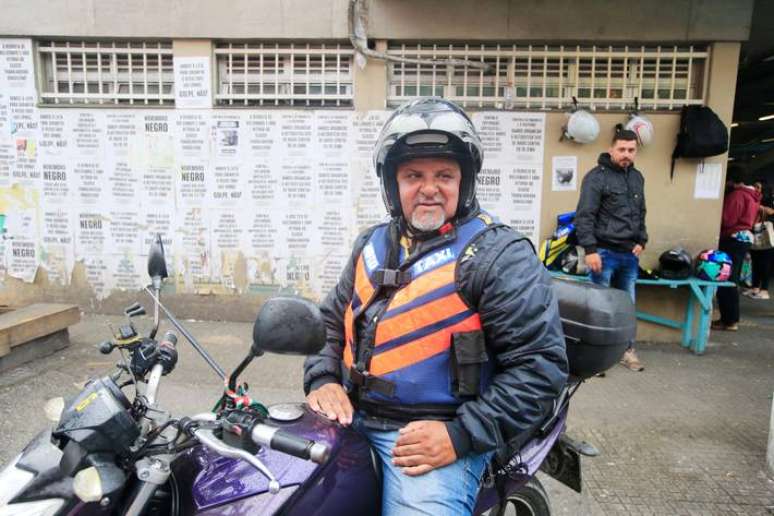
539;434;582;493
8;429;75;504
18;429;63;473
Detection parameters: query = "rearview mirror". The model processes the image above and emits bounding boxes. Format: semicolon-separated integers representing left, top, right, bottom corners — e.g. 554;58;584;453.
252;296;325;356
147;233;168;280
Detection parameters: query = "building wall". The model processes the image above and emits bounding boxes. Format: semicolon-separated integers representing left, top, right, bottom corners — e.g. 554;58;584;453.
538;45;741;269
0;3;750;342
367;0;752;42
0;0;752;41
537;44;740;342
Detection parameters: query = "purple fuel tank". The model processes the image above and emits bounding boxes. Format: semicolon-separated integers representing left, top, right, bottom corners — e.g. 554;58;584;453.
171;404;566;515
171;405;380;516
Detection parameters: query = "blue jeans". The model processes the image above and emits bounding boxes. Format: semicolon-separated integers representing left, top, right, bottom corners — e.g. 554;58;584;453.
590;248;639;304
352;413;493;516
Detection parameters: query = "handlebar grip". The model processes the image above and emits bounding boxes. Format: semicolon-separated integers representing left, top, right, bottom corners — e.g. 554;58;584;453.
251;424;329;464
160;331;178;347
158;331;178;375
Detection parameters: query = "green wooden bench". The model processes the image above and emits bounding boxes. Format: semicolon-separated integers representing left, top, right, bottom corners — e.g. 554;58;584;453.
635;277;734;355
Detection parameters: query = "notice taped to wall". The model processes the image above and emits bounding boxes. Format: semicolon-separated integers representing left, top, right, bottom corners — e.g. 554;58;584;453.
694;162;723;200
551;156;578;191
173;57;212;109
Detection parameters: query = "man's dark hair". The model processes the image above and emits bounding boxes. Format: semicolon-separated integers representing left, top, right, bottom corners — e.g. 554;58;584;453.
611;126;638;144
726;165;745;184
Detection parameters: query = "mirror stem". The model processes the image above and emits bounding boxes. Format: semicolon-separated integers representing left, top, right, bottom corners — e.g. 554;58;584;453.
144;286;226;380
150;277;162;340
227;350;257;393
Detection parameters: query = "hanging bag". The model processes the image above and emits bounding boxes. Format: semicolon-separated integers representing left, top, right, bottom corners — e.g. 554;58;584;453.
752;211;774;250
670;105;729;181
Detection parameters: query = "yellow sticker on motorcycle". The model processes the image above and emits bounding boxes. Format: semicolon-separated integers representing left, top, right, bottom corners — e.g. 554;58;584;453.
75;392;98;412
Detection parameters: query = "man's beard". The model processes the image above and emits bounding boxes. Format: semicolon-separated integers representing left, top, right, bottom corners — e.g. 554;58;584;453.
410;207;446;232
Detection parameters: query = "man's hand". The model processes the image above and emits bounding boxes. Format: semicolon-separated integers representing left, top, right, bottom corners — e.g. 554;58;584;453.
391;420;457;476
585;252;602;273
306;383;353;426
632;244;644;257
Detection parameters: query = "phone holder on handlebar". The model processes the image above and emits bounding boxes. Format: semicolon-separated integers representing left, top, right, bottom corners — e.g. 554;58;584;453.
128;331;179;379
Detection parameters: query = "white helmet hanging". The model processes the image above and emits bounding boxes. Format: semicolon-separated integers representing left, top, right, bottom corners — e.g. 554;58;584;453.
624;98;655;146
625;115;654;146
561;98;600;144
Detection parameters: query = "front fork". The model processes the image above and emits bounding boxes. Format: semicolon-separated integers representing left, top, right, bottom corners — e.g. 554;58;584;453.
123;456;173;516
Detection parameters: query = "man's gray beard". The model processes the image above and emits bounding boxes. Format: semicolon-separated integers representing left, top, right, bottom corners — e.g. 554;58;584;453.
410;210;445;232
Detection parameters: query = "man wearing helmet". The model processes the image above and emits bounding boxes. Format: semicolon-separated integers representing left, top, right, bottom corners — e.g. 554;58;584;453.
575;129;648;371
303;98;567;515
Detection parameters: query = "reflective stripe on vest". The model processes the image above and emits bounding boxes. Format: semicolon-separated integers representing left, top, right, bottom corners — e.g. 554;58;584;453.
343;251;379;370
344;214;494;405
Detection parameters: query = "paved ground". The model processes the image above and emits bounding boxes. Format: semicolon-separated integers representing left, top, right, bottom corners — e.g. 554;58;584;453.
0;294;773;515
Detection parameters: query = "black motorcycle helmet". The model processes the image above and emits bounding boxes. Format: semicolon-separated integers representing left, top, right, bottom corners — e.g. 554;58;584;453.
560;246;589;276
373;97;484;219
658;248;693;279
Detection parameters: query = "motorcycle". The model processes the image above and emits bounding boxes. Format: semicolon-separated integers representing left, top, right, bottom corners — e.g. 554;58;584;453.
0;235;635;515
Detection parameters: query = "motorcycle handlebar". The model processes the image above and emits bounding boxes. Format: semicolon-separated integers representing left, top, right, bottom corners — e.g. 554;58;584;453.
143;332;177;406
251;424;330;464
144;363;165;407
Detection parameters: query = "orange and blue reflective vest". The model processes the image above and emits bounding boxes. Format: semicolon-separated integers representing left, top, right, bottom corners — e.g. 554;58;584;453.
343;213;496;406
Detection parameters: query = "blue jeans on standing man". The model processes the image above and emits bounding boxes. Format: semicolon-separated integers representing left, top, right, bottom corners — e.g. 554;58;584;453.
590;248;639;304
352;412;493;516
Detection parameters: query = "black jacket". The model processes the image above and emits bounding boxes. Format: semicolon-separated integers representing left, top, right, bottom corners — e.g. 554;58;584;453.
575;153;648;254
303;214;568;460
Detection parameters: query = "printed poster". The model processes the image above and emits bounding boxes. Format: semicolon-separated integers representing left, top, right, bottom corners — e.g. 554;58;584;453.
173;56;212;109
551;156;578;192
694;162;723;200
0;42;551;301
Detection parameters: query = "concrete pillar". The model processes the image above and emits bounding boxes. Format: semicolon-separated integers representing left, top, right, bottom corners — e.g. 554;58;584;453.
172;39;215;99
353;40;388;111
768;395;774;479
704;42;741;180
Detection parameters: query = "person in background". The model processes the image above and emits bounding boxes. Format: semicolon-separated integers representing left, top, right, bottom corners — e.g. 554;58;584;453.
575;129;647;371
712;169;761;331
744;180;774;300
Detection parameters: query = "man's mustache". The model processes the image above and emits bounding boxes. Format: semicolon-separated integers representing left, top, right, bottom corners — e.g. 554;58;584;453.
414;195;444;206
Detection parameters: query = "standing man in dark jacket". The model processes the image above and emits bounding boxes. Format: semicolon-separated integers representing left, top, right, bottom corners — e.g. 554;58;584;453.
575;129;647;371
303;98;567;515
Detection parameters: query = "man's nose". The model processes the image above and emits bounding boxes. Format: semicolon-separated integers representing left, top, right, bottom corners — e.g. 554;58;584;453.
419;179;439;196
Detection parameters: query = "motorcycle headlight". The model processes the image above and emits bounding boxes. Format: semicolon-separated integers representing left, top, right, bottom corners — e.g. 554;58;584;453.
0;455;33;506
0;499;64;516
73;467;103;503
43;397;65;424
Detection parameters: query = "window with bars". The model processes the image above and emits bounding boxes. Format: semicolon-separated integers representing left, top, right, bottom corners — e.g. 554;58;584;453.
387;44;709;111
215;42;354;107
37;40;175;106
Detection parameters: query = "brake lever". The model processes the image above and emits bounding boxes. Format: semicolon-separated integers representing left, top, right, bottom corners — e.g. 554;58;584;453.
193;427;281;494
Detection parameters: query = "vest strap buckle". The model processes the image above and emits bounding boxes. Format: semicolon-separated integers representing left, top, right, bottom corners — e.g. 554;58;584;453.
349;366;396;397
373;268;411;288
